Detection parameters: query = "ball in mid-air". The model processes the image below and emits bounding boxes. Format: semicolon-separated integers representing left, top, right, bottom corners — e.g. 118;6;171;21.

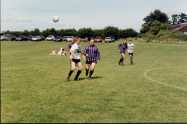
52;16;60;23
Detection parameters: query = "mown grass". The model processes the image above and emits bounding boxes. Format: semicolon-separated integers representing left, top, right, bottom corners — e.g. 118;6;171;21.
1;40;187;123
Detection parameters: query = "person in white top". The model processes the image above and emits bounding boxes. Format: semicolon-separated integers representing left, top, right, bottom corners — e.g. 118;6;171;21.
66;37;83;81
127;40;135;64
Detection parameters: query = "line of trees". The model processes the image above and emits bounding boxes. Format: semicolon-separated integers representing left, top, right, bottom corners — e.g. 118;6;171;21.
2;27;138;39
170;13;187;25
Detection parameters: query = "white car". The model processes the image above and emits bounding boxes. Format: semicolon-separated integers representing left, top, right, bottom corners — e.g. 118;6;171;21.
105;37;115;43
63;36;74;42
31;36;42;41
46;35;55;41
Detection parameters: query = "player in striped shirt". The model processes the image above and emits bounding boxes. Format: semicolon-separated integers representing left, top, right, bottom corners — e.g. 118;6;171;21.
118;40;128;65
83;39;100;79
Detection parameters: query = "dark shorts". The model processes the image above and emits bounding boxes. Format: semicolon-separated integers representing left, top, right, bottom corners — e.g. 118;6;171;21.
72;59;81;64
128;53;134;56
86;60;97;64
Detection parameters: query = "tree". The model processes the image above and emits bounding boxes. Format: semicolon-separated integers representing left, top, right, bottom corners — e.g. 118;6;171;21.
140;23;150;33
42;28;58;36
120;29;138;38
103;26;119;39
23;30;30;36
144;9;169;24
31;28;40;36
170;13;187;25
149;21;162;35
171;14;179;25
93;29;104;38
179;13;187;23
78;28;94;38
141;9;169;34
63;29;77;36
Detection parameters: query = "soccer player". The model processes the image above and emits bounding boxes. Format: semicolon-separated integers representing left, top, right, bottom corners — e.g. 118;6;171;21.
127;40;135;64
66;37;83;81
118;40;128;65
83;39;100;79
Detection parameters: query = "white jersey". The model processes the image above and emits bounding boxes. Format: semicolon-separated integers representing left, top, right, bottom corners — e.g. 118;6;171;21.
70;43;81;60
127;43;135;53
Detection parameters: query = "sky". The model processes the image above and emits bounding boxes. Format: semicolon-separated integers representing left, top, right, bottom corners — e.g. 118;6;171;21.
1;0;187;32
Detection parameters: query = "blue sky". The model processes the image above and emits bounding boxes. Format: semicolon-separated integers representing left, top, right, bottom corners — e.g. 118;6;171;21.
1;0;187;31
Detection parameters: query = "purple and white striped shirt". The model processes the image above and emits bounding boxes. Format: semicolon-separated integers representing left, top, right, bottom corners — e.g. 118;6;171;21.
84;45;100;62
118;43;127;53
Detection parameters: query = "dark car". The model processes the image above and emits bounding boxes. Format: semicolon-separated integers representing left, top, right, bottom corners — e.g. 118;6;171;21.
15;36;23;41
15;35;32;41
25;35;33;41
54;36;63;41
95;37;103;43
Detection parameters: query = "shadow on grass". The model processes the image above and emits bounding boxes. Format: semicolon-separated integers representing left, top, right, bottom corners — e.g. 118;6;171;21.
62;76;104;83
91;76;103;79
79;76;104;81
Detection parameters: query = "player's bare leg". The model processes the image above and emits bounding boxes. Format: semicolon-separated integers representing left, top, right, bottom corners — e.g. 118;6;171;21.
130;55;133;64
119;53;125;65
74;62;82;81
85;64;90;77
66;61;76;81
88;63;96;79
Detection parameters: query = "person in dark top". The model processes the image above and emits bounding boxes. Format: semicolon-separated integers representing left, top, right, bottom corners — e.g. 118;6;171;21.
83;39;100;79
118;40;128;65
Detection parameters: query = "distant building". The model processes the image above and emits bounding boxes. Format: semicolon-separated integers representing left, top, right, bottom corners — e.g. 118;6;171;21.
172;22;187;35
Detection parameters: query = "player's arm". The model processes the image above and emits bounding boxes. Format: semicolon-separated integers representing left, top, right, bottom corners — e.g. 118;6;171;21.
69;47;75;59
81;48;87;61
82;47;88;57
96;48;100;60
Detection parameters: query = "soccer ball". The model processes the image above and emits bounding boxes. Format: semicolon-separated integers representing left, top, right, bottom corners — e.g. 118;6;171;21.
52;16;60;23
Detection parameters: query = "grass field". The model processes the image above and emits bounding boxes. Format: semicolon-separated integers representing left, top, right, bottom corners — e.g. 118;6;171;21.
1;40;187;123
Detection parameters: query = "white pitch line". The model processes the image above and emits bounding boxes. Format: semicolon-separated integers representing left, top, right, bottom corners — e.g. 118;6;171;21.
144;67;187;92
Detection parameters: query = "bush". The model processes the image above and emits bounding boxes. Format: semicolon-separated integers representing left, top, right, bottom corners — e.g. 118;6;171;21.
120;29;138;38
103;26;120;39
145;30;187;42
78;28;94;38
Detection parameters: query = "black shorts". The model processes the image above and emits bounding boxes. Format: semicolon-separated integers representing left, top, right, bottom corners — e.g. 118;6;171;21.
128;53;134;56
86;60;97;64
72;59;81;64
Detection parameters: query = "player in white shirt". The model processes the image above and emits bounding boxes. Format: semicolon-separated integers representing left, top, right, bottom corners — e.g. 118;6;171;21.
66;37;83;81
127;41;135;64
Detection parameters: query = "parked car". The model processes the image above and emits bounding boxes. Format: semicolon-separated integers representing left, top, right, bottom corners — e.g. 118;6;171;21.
63;36;74;42
80;38;88;42
105;37;115;43
31;35;43;41
40;35;45;40
0;34;16;41
54;36;63;41
25;35;33;41
95;37;103;43
0;35;10;41
15;36;23;41
46;35;56;41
